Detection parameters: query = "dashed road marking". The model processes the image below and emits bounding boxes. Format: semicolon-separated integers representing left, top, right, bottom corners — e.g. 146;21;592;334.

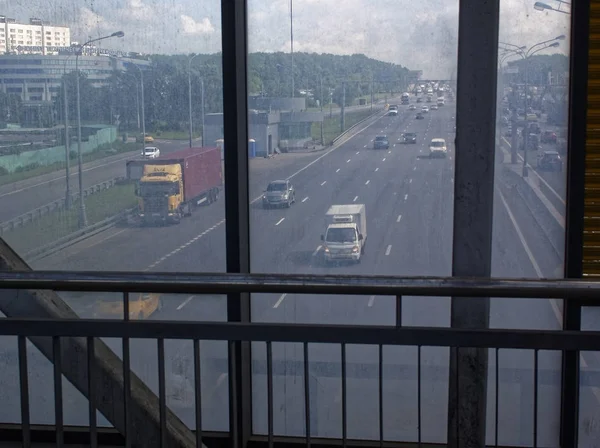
275;217;285;226
382;157;386;162
347;159;351;163
312;246;322;257
177;295;195;310
320;180;327;186
375;168;379;172
397;214;402;223
385;245;392;256
409;179;413;184
388;150;391;154
353;196;359;202
302;196;309;203
368;295;376;307
365;180;370;185
145;219;225;271
356;151;360;155
336;168;340;173
404;194;408;201
413;166;417;171
273;293;287;308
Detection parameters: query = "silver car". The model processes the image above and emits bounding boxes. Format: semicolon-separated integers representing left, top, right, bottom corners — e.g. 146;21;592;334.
262;180;296;208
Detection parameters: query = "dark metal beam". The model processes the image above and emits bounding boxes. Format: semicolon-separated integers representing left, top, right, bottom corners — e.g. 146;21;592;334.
561;0;590;446
2;271;600;299
221;0;252;446
449;0;499;446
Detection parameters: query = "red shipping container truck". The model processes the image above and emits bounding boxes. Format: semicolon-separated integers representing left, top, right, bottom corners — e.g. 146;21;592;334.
126;146;223;225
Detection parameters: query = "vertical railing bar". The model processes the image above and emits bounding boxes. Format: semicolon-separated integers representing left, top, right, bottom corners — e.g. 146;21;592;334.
122;292;132;448
417;346;422;447
304;342;311;447
533;349;539;448
18;335;31;448
53;336;63;448
395;295;402;327
341;343;347;447
455;346;459;447
87;337;97;448
158;338;167;448
227;340;240;448
495;348;499;447
194;339;203;448
378;344;383;447
267;341;274;448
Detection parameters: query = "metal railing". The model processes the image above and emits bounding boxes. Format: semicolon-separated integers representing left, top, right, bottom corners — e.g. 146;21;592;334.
0;271;598;447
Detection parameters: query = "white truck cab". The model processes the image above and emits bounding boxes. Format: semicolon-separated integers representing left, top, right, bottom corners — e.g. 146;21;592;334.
321;204;367;263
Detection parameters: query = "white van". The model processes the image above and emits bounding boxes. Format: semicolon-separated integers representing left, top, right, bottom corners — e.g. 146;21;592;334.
429;138;447;158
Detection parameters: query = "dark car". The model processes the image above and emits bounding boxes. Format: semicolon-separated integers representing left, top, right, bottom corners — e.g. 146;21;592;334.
416;97;423;103
537;151;563;172
374;135;390;150
403;132;417;144
541;130;557;144
416;113;424;120
262;180;296;208
528;122;541;134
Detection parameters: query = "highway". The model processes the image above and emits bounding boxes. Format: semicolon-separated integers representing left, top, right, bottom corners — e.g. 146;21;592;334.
0;100;584;445
0;138;198;224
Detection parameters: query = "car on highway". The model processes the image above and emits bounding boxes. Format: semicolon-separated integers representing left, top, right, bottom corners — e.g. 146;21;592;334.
389;105;398;111
429;138;447;158
142;146;161;158
537;150;563;172
373;135;390;150
430;104;438;110
421;106;429;113
386;109;398;117
403;132;417;144
409;104;417;111
416;97;423;103
93;293;162;320
262;180;296;208
136;134;155;143
416;112;424;120
541;130;558;144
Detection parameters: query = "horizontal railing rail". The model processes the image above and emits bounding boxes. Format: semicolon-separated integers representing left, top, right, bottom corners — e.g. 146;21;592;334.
1;270;600;299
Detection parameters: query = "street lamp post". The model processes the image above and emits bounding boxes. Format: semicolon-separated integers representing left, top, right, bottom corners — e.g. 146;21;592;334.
61;57;73;209
75;31;124;229
501;36;563;177
188;54;206;148
290;0;294;98
129;63;146;153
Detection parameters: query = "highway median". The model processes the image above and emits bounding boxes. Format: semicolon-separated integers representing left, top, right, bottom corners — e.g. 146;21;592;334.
4;183;137;258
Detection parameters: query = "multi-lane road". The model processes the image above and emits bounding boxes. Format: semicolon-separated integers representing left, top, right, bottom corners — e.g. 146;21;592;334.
1;100;596;445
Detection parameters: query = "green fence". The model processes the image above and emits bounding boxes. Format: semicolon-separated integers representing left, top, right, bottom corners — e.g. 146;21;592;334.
0;125;117;173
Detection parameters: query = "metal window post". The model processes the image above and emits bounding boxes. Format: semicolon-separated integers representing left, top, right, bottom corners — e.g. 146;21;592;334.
448;0;499;447
561;1;590;446
75;52;88;228
62;77;71;209
221;0;252;447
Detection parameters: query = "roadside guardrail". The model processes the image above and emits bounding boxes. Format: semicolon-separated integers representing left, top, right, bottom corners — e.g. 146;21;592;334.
0;176;129;236
331;107;386;146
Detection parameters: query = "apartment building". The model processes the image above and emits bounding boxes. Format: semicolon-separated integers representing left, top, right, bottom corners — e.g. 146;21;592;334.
0;16;70;56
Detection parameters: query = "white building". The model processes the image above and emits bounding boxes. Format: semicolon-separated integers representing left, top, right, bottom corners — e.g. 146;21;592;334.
0;17;70;55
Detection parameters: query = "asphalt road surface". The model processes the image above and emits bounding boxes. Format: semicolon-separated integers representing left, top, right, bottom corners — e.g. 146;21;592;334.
0;101;593;446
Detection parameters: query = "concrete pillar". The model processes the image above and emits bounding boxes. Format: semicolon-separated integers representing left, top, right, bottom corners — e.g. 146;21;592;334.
448;0;499;446
0;239;199;447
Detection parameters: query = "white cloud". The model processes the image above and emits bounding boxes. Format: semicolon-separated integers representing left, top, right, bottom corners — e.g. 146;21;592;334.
181;15;215;35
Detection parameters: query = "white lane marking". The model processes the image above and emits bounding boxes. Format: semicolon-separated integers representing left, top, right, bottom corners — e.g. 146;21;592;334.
388;150;391;154
320;180;327;186
365;180;370;185
356;151;360;155
397;214;402;223
364;144;367;148
273;293;287;308
413;166;417;171
336;168;340;173
404;194;408;200
353;196;359;202
382;158;386;162
177;295;195;310
275;217;285;226
368;295;376;307
375;168;379;172
409;179;413;184
385;245;392;256
145;219;225;271
312;246;322;257
278;114;384;186
347;159;351;163
302;196;309;203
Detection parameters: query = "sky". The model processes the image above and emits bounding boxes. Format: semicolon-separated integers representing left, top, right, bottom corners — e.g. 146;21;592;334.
3;0;570;78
